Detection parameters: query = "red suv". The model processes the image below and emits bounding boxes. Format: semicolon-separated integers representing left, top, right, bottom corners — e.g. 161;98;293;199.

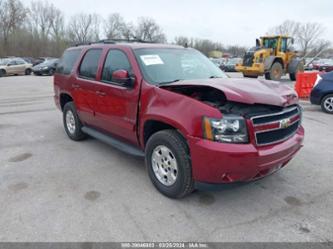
54;40;304;198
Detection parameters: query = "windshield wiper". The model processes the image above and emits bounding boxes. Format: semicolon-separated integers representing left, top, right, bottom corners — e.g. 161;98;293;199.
157;79;183;86
209;76;223;79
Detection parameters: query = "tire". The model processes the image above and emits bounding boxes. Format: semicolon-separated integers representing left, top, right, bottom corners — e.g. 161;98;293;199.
63;102;87;141
265;62;283;81
0;69;5;77
321;94;333;114
48;68;55;76
243;74;258;79
290;63;304;81
25;68;32;75
145;130;194;199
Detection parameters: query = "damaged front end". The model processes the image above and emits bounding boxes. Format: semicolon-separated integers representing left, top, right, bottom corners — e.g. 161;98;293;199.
161;84;302;146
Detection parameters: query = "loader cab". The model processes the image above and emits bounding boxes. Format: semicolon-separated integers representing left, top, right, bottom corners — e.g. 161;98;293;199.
261;36;294;54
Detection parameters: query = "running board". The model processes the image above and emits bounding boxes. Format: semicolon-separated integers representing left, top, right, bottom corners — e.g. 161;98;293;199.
81;126;145;157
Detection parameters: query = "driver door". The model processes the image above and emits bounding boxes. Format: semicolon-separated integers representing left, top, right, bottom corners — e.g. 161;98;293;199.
94;49;140;145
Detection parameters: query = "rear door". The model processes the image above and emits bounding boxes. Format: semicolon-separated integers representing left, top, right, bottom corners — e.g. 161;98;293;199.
94;48;141;145
73;48;103;126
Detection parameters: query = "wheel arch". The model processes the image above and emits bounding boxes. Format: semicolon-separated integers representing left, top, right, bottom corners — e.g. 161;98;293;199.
59;92;74;111
288;58;304;74
142;119;188;148
321;92;333;103
264;56;284;71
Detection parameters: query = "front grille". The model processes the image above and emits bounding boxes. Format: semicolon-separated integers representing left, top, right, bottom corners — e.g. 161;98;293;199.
251;106;301;146
243;52;254;67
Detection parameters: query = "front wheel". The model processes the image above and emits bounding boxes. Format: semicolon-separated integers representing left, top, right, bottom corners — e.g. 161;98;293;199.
48;68;55;76
145;130;194;199
25;68;32;75
63;102;87;141
321;94;333;114
265;62;283;81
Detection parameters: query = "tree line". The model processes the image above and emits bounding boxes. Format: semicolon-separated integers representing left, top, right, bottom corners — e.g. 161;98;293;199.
0;0;168;57
0;0;331;58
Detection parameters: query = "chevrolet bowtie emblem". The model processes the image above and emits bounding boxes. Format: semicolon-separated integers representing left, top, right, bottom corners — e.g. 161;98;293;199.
280;118;291;129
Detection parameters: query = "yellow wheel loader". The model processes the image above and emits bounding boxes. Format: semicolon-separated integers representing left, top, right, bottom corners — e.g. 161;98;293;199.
236;35;304;81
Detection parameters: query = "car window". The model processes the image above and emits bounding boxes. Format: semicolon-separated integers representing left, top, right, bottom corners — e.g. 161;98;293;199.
79;49;102;80
102;50;132;83
15;59;25;65
8;60;16;65
56;49;82;75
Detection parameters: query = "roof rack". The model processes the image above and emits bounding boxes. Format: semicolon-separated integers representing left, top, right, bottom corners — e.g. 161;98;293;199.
95;38;158;44
75;42;92;47
74;39;158;47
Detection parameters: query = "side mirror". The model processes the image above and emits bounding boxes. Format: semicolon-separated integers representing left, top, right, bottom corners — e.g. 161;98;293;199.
291;38;295;45
112;70;135;88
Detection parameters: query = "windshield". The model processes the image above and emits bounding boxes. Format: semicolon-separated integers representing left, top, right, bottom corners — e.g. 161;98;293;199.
39;59;58;66
262;38;278;49
134;48;227;85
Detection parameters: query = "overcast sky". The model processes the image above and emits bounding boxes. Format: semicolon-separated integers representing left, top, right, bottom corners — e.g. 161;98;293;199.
21;0;333;47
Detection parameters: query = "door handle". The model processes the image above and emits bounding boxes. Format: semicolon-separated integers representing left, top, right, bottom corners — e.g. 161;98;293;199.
72;84;80;89
96;90;107;97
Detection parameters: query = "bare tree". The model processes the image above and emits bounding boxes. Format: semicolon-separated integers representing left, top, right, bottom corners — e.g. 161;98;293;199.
269;20;330;56
174;36;191;47
297;22;325;56
135;17;166;43
29;1;54;40
0;0;27;52
121;22;135;40
67;13;101;44
226;45;248;57
104;13;125;39
268;20;300;37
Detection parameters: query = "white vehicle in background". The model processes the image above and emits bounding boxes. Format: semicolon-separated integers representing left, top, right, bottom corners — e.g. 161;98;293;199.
0;57;33;77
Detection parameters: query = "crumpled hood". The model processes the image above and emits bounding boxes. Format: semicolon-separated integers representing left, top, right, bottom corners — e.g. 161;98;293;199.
162;78;298;107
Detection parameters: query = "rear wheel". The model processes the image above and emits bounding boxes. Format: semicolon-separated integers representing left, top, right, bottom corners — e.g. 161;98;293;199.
265;62;283;81
25;68;32;75
63;102;87;141
321;94;333;114
290;63;304;81
145;130;194;199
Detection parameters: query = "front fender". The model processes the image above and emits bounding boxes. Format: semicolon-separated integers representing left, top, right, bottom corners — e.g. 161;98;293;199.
288;59;303;74
139;85;222;146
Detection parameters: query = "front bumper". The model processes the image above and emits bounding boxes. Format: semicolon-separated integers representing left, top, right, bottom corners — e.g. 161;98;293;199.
310;87;322;105
32;68;49;74
187;126;304;184
235;64;265;75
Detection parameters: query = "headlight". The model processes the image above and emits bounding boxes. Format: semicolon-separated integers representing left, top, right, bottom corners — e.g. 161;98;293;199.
42;66;49;70
203;115;249;143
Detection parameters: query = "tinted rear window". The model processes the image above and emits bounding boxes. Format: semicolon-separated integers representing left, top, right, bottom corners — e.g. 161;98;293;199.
79;49;103;80
56;49;82;75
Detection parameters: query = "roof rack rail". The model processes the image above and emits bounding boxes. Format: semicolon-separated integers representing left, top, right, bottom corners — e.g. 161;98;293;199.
75;42;92;47
95;38;158;44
